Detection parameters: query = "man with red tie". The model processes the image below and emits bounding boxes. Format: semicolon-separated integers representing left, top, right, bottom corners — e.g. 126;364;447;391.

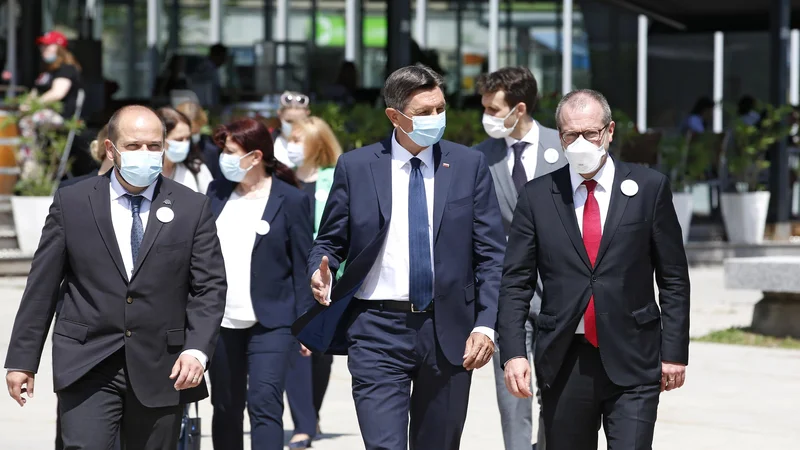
496;89;690;449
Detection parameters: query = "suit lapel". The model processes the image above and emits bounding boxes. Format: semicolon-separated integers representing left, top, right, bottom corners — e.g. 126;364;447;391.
594;160;632;268
432;142;452;242
551;169;592;270
89;175;127;282
130;178;171;280
370;138;393;222
254;181;284;251
210;180;235;218
534;140;550;179
489;138;518;213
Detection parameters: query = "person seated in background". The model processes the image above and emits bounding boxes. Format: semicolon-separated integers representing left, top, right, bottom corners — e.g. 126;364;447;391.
272;91;311;169
156;106;215;194
737;95;762;127
176;101;223;180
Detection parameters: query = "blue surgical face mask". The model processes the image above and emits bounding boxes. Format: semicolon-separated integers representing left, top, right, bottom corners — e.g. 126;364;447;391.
112;144;163;188
397;110;446;148
281;120;292;137
165;139;191;163
42;53;57;64
219;151;255;182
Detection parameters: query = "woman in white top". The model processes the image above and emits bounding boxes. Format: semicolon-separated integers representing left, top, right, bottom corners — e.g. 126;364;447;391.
206;118;314;450
156;107;214;194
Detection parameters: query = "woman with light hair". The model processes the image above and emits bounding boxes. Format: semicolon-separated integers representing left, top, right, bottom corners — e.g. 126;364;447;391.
176;100;222;179
284;115;342;449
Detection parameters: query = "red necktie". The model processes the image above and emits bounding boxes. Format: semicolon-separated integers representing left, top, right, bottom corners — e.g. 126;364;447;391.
582;180;600;347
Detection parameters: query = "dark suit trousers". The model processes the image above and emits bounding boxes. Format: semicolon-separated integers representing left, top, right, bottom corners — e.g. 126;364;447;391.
541;337;660;450
57;350;182;450
347;305;472;450
209;324;295;450
285;346;334;436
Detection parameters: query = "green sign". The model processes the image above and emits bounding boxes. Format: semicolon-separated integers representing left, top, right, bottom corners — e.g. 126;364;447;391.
312;14;386;48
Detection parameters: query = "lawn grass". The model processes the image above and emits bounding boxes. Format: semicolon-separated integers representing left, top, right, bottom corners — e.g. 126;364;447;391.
693;327;800;350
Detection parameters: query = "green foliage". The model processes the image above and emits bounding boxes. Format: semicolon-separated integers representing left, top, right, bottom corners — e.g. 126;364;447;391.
660;133;714;192
2;93;85;196
728;103;793;192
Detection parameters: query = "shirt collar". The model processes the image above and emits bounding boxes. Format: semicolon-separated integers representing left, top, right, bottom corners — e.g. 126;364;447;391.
391;130;434;169
569;155;616;195
109;169;158;202
504;119;540;149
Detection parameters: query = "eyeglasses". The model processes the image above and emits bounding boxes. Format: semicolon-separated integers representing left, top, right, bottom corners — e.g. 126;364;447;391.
280;91;309;108
560;124;610;146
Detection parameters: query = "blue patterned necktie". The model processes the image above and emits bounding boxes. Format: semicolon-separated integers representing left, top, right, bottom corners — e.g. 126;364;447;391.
125;194;144;267
408;157;433;311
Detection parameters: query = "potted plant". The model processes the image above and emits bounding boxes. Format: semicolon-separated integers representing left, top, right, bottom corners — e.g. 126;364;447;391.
723;103;792;244
1;93;84;254
659;132;714;243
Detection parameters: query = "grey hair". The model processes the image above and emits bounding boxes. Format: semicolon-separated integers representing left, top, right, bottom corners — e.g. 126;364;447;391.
555;89;613;129
383;64;444;112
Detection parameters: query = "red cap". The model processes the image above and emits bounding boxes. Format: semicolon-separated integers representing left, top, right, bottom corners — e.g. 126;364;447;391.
37;31;68;47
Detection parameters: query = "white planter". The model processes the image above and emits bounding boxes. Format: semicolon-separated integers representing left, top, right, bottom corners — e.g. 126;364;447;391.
672;192;693;244
720;191;771;244
11;196;54;255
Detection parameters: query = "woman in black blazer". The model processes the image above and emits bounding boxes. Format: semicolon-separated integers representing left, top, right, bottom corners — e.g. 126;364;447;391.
206;118;313;450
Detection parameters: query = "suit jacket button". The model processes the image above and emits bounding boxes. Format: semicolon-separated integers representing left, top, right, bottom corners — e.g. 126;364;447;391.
125;330;132;337
591;276;597;282
126;297;133;304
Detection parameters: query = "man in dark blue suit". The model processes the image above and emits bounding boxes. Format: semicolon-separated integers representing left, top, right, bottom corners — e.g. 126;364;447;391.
292;64;506;449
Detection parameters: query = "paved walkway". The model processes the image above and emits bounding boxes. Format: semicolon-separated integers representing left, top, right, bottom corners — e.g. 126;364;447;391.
0;267;798;449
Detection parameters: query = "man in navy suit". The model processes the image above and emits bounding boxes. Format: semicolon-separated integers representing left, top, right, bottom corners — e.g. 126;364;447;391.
292;64;506;450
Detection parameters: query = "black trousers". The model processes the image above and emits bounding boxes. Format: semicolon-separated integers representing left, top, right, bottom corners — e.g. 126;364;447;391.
285;346;335;436
58;350;182;450
541;337;660;450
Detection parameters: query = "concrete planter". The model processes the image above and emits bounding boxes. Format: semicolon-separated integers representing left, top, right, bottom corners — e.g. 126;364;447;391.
11;196;54;255
672;192;693;243
720;191;771;244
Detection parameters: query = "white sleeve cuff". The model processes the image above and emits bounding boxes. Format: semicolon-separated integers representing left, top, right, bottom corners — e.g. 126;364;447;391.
472;326;496;345
181;349;208;371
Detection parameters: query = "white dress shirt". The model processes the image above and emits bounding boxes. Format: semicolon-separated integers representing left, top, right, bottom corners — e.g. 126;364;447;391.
216;191;269;329
109;172;208;369
504;121;540;181
355;133;495;342
568;157;615;334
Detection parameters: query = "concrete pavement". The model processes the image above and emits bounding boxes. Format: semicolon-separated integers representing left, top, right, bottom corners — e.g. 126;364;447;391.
0;267;798;449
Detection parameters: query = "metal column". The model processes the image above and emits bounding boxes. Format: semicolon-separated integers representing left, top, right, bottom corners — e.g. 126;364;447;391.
210;0;223;44
769;0;791;229
5;0;17;100
345;0;361;63
791;29;799;105
488;0;499;72
713;31;723;133
562;0;573;95
636;15;648;132
20;0;43;87
415;0;427;48
275;0;288;67
387;0;411;74
147;0;160;97
168;0;180;55
263;0;272;41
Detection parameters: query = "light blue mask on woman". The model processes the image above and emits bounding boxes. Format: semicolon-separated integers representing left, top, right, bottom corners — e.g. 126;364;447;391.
112;144;164;187
165;139;191;163
219;151;254;182
397;111;446;148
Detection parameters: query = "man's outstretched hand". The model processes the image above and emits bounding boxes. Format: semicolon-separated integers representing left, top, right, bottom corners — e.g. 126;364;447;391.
311;256;332;306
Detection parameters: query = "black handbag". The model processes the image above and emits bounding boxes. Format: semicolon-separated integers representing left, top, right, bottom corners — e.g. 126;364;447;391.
177;403;201;450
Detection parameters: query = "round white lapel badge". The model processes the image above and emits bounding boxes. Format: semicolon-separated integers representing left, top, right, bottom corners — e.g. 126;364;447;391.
620;179;639;197
314;190;328;202
544;148;560;164
156;207;174;223
255;220;271;236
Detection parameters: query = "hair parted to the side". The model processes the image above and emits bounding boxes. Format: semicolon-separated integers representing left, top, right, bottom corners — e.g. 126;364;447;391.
555;89;613;129
213;118;299;187
476;66;539;113
383;63;444;112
